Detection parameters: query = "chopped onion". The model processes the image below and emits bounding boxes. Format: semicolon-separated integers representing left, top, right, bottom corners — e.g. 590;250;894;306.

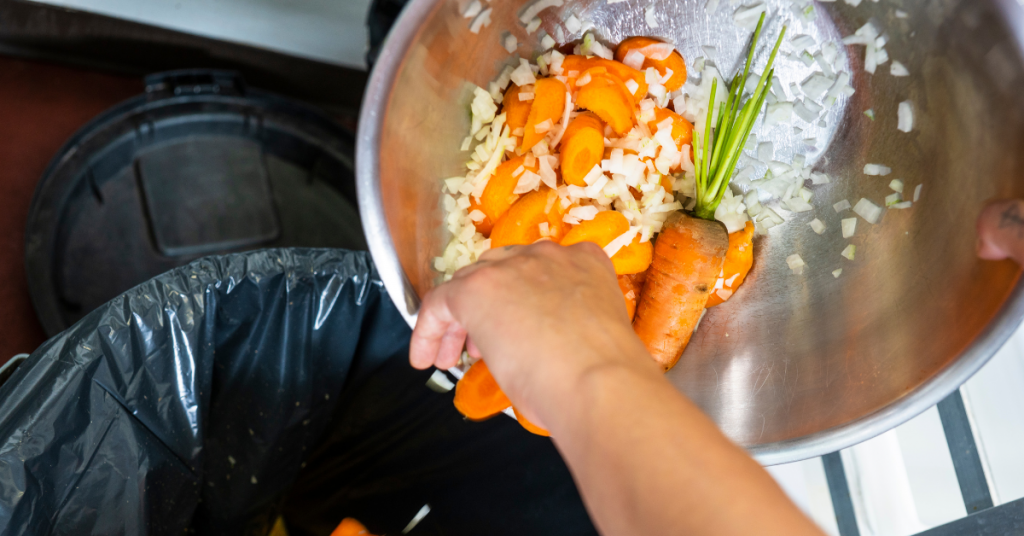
841;244;856;260
564;14;582;33
833;268;843;278
898;101;914;133
896;9;909;19
801;74;834;101
791;34;817;52
541;35;557;50
603;226;641;257
526;16;542;34
734;2;767;30
885;193;902;207
766;102;794;125
891;201;913;209
841;217;857;238
889;179;904;193
864;109;875;121
514;170;542;193
636;43;675;62
891;61;910;77
427;370;455;392
853;198;883;224
644;5;659;28
914;184;923;202
784;196;814;213
469;7;493;34
863;163;892;176
511;58;537;86
504;34;518;53
463;0;482;19
809;218;826;234
794;100;820;122
519;0;564;25
787;254;807;275
568;205;599;220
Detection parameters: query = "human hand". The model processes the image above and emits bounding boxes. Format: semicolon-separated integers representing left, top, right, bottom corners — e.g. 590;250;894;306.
409;241;658;429
977;199;1024;264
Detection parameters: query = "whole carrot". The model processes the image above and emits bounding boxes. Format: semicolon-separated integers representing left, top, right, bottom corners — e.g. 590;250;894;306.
632;213;728;371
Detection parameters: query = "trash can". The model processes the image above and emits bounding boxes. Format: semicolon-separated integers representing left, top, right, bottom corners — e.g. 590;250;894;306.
0;248;596;536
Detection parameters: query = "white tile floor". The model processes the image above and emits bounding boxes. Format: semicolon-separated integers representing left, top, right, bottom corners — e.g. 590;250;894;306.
772;321;1024;536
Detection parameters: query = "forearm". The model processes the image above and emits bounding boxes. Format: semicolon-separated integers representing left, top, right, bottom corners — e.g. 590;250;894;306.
544;345;823;536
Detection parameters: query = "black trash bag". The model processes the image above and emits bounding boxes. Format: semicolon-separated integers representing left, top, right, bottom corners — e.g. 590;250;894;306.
0;249;597;536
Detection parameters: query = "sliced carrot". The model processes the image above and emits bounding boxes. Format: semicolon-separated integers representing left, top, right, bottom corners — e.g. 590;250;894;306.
513;407;551;437
468;195;494;236
611;235;653;275
503;84;532;135
660;174;675;194
479;156;538;227
632;212;728;371
614;36;688;91
618;271;647;321
522;78;567;152
560;210;630;249
331;518;376;536
706;221;755;307
576;73;635;136
490;188;566;248
647;107;694;150
560;56;648;103
560;112;605;187
454;360;512;420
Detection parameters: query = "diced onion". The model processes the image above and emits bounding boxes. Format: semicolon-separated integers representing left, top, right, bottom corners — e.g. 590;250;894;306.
891;61;910;77
841;217;857;238
809;218;826;235
885;193;902;207
504;34;518;53
569;205;599;220
914;184;923;202
463;0;482;19
564;14;582;33
853;198;883;224
833;269;843;278
863;163;892;176
841;244;856;260
519;0;564;25
644;5;659;28
470;8;493;34
787;254;806;275
889;179;904;193
898;101;914;133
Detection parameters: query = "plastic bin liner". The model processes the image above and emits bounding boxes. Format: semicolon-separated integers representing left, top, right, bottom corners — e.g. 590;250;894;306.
0;248;596;536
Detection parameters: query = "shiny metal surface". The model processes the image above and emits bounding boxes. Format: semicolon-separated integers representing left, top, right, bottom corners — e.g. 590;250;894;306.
357;0;1024;464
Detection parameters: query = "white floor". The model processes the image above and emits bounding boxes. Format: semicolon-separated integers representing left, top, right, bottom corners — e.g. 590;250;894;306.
771;322;1024;536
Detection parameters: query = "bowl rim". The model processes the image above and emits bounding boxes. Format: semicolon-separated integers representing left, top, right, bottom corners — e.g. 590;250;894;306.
356;0;1024;465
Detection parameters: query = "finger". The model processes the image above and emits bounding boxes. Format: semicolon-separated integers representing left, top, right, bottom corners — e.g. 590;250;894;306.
409;286;459;369
435;323;468;370
466;336;482;359
477;244;522;262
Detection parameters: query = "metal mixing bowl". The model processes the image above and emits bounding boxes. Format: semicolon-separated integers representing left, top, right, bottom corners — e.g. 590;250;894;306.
357;0;1024;464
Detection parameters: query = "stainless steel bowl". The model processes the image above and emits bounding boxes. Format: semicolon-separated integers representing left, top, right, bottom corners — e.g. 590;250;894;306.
357;0;1024;464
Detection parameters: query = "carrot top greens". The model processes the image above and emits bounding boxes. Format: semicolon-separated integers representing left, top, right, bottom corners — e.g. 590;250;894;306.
693;13;787;221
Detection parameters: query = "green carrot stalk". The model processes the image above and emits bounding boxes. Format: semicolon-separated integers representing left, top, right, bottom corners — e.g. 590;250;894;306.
693;13;787;221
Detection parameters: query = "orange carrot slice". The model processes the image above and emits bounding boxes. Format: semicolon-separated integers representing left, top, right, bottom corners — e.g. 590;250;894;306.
479;156;539;227
490;188;566;248
614;36;688;91
611;235;653;275
706;221;755;307
454;360;512;420
618;271;647;321
513;407;551;437
503;84;532;136
560;112;605;187
576;73;635;136
522;78;567;152
632;213;728;371
560;56;648;103
331;518;376;536
560;210;630;249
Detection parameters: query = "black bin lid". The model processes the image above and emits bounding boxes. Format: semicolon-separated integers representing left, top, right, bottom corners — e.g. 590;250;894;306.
25;70;367;336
